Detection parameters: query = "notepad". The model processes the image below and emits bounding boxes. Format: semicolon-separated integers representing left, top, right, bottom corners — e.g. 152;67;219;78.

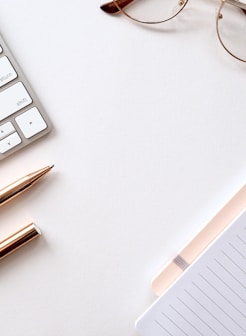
135;209;246;336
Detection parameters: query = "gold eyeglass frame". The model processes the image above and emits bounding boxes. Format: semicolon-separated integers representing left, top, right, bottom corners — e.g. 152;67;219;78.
101;0;246;62
216;0;246;62
111;0;189;24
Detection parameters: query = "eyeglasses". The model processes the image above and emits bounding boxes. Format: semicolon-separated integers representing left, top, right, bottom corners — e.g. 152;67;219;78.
100;0;246;62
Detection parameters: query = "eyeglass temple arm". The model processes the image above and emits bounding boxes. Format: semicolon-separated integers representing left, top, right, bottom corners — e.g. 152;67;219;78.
100;0;135;14
224;0;246;12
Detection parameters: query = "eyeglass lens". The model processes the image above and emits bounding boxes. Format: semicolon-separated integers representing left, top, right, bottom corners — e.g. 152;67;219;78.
217;1;246;61
112;0;187;23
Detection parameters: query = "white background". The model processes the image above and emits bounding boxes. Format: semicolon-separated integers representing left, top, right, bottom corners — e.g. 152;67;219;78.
0;1;245;335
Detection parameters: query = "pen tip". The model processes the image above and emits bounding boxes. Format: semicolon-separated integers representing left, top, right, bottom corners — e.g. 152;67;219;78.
50;164;55;169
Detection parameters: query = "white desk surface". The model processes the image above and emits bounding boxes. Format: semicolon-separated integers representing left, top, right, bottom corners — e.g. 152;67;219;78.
0;1;246;335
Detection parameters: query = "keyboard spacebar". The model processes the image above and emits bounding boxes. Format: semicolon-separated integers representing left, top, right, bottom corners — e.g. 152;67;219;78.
0;82;32;121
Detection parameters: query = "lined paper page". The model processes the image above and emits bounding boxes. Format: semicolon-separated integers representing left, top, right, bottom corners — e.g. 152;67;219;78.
136;210;246;336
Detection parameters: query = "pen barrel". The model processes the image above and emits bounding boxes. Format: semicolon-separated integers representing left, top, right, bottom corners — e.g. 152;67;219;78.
0;177;33;206
0;165;53;207
0;223;41;260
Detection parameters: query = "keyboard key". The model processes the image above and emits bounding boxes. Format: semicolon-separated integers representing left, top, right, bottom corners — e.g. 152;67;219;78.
0;33;52;160
0;56;17;88
0;82;32;122
15;107;47;138
0;121;15;140
0;131;21;153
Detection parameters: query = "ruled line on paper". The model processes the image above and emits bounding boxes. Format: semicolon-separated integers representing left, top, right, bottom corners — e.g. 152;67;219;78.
176;296;220;336
237;234;246;245
221;250;246;274
213;258;246;289
161;312;189;336
184;290;236;336
191;281;246;334
199;273;246;318
154;320;173;336
169;304;205;336
228;242;246;260
206;266;246;304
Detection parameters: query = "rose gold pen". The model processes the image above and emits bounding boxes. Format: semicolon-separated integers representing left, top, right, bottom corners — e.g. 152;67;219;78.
0;223;41;260
0;165;54;207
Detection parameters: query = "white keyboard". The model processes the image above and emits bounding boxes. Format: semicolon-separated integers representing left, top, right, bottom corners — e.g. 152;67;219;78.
0;34;52;160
